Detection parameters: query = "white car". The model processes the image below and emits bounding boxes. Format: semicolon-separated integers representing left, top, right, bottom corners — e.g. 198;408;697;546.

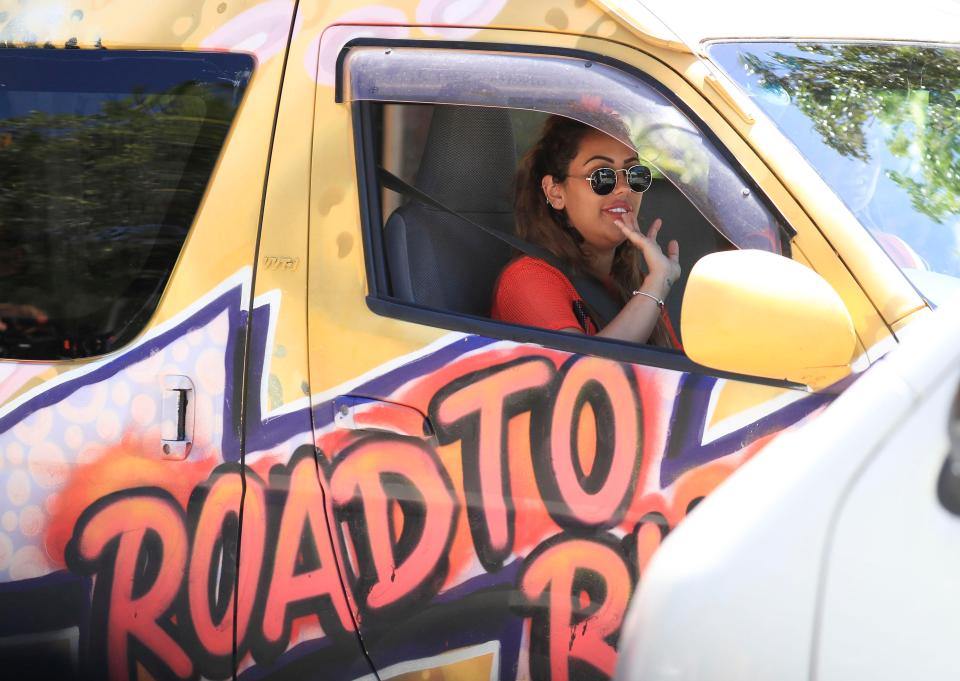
615;297;960;681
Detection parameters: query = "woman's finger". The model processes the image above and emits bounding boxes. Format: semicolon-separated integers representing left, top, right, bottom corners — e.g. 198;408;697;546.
646;217;663;241
667;239;680;262
615;218;645;246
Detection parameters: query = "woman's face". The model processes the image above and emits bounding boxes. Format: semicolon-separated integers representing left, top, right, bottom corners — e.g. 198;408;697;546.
544;130;643;253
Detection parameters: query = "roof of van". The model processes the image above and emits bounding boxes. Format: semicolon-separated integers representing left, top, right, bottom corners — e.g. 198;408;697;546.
603;0;960;51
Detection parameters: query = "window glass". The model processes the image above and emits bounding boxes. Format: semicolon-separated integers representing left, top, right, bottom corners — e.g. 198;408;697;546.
710;42;960;304
345;46;787;254
0;49;253;359
363;98;745;347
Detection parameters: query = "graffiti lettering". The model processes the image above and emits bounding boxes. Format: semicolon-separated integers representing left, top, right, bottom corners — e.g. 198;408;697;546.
533;357;642;530
329;437;458;612
68;491;193;681
184;468;259;671
64;454;355;677
50;342;778;681
432;356;554;571
257;453;352;660
625;512;672;578
519;534;634;681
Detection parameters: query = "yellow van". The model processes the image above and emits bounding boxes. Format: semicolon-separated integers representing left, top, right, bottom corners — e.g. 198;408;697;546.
0;1;954;679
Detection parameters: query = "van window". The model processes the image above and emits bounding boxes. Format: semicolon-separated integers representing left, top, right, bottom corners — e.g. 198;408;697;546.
0;49;253;360
345;47;789;347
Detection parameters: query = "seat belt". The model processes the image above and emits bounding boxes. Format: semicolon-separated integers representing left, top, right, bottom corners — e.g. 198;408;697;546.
377;166;621;328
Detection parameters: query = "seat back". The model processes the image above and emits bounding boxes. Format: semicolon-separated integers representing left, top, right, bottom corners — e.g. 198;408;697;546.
385;105;517;316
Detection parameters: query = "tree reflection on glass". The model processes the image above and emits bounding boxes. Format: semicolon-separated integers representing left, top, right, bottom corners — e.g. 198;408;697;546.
743;44;960;223
0;81;237;358
713;42;960;280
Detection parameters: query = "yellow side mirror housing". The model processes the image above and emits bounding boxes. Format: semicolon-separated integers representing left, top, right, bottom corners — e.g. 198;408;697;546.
680;250;857;389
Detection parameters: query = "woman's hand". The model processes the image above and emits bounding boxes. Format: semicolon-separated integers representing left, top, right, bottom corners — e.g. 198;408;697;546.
614;216;680;299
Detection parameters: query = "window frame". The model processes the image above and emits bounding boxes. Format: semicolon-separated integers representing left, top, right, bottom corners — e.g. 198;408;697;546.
343;38;803;389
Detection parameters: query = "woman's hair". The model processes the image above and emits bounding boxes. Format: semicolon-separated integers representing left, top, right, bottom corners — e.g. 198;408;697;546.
514;114;671;346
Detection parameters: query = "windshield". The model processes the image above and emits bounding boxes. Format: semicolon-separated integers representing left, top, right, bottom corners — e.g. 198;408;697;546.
710;42;960;303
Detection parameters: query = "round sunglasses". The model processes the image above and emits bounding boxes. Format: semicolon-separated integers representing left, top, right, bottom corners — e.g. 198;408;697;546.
583;164;652;195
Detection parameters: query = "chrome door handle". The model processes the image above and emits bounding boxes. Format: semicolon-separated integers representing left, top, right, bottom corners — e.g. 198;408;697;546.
161;375;195;459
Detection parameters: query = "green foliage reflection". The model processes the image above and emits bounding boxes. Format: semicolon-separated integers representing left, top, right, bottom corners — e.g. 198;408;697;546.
743;44;960;224
0;81;237;357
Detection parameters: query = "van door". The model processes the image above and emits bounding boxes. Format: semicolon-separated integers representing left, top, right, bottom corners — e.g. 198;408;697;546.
307;31;893;681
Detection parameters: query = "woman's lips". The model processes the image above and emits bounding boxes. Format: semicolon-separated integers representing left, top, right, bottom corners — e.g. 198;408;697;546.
603;201;632;216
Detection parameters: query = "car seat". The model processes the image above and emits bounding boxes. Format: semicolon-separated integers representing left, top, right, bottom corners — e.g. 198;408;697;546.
384;104;517;316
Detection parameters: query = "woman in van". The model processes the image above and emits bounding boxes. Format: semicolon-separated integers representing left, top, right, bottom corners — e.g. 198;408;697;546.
491;114;682;347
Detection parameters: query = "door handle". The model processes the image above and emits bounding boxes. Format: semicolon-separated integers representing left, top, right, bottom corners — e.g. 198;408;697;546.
334;395;434;439
161;375;195;459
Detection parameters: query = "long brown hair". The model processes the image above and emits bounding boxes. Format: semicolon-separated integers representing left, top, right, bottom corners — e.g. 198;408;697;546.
514;114;671;346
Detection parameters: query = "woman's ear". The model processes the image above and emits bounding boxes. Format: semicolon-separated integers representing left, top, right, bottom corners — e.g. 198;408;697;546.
542;175;565;210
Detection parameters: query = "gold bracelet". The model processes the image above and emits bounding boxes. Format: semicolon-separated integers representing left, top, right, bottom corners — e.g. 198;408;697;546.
631;290;664;308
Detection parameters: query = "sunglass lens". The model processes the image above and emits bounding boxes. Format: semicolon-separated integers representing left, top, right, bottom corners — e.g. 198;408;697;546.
590;168;617;195
627;165;652;193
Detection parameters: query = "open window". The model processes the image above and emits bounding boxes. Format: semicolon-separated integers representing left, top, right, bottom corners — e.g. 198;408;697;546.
343;44;789;351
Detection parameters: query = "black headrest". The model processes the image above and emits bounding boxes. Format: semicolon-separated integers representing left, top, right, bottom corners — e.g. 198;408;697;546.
414;105;517;214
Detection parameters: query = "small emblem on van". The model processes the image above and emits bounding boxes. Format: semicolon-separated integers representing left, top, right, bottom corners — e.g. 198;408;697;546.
262;256;300;271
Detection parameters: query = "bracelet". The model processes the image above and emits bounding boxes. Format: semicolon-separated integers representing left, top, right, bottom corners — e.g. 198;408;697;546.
631;290;664;308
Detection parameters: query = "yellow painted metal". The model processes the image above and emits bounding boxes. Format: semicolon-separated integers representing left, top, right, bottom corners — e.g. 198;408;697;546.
588;0;689;52
251;3;317;413
704;74;756;125
682;251;857;388
707;380;802;432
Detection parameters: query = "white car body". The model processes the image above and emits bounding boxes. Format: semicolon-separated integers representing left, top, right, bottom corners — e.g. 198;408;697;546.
615;297;960;680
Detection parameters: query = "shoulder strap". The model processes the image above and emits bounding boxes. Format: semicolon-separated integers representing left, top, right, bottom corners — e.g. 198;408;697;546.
377;166;621;328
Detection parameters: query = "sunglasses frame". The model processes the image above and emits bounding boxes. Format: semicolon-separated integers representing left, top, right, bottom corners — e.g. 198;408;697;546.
582;164;653;195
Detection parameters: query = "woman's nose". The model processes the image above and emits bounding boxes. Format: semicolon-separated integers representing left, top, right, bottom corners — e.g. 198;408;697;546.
612;174;630;196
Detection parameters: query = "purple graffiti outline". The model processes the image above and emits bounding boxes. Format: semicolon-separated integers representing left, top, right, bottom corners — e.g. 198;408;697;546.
660;373;834;487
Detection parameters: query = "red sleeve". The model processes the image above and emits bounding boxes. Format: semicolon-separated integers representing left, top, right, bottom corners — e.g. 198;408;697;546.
491;257;595;334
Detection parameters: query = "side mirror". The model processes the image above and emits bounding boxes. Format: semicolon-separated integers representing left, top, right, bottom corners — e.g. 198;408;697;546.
680;250;857;388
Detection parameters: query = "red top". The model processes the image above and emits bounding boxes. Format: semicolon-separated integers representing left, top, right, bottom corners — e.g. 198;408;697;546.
491;256;603;334
491;256;682;348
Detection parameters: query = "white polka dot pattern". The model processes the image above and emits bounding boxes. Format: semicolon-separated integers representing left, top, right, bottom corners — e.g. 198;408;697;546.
0;308;233;581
